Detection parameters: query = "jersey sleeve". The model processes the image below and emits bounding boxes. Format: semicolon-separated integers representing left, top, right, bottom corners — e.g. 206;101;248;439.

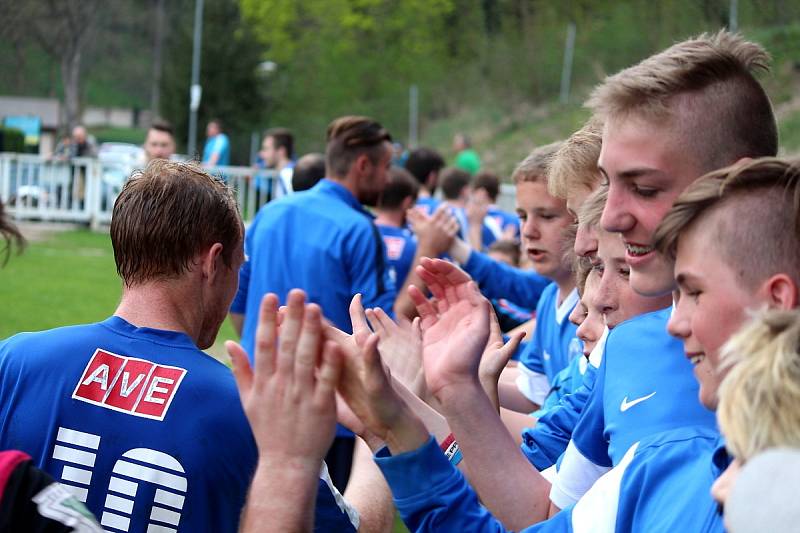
347;221;397;316
462;251;550;308
230;213;259;315
520;364;597;470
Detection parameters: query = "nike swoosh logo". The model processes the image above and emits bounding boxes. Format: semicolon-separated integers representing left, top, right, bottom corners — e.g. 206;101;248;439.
620;392;657;412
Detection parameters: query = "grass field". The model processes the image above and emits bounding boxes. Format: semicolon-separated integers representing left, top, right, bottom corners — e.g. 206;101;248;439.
0;227;236;359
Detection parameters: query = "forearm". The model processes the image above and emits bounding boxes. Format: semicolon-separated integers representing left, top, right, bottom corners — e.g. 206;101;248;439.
394;241;438;320
241;460;318;533
499;381;539;414
468;222;483;251
438;381;552;529
344;439;394;533
500;408;537;447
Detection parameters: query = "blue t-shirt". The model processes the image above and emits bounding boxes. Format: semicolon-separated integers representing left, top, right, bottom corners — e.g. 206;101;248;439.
377;224;417;290
202;133;230;166
233;179;396;353
570;307;717;468
518;284;581;385
0;317;358;532
375;428;725;533
482;206;520;249
414;196;441;216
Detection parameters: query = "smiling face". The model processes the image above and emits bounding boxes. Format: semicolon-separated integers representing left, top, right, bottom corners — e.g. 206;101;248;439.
666;223;765;409
599;115;704;297
516;180;573;283
593;229;673;329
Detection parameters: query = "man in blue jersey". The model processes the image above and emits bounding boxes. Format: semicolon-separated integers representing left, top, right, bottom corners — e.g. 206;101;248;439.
375;166;419;290
405;147;445;215
201;118;231;166
472;170;520;247
0;160;362;532
229;115;397;491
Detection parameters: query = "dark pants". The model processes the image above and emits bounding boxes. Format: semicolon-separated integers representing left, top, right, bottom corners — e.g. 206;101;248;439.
325;436;355;492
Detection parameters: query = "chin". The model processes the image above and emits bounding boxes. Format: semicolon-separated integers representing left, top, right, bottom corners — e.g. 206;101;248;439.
699;389;718;411
629;269;676;298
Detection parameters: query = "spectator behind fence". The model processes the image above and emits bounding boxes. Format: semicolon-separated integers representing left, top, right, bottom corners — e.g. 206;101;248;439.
292;152;326;192
143;120;176;163
259;127;295;199
202;118;230;166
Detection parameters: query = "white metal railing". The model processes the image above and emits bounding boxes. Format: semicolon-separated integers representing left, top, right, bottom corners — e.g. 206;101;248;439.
0;153;278;228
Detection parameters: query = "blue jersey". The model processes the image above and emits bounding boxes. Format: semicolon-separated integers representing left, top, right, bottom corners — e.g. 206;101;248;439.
0;317;358;533
233;179;396;355
375;429;725;533
517;285;581;404
414;196;441;216
202;133;230;166
462;250;550;309
520;330;606;471
377;224;417;289
551;307;717;509
481;206;520;249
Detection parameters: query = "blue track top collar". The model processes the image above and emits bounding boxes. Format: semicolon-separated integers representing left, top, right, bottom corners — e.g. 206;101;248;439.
317;178;375;219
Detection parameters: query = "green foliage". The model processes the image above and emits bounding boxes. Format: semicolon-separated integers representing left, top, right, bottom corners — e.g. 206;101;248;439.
91;127;148;145
0;127;25;153
161;0;269;163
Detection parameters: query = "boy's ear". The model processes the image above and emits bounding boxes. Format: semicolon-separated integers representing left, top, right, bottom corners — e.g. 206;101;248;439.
762;273;799;310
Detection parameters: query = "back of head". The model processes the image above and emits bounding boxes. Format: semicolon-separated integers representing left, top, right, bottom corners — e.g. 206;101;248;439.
488;239;521;267
512;141;563;185
292;153;326;192
326;116;392;178
439;167;471;200
111;160;242;286
718;309;800;461
266;127;294;159
378;166;420;210
404;147;445;189
549;118;603;198
588;30;777;172
473;170;501;201
654;157;800;290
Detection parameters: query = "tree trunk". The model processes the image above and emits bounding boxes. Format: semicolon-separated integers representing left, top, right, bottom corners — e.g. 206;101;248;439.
62;46;82;132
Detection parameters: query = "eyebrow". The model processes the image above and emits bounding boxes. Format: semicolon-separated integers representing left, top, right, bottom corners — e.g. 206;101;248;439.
598;165;665;180
675;271;700;288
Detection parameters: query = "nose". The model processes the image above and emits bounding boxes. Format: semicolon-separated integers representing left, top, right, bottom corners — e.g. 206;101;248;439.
594;272;618;317
523;217;540;241
666;298;690;339
574;225;598;258
600;184;634;234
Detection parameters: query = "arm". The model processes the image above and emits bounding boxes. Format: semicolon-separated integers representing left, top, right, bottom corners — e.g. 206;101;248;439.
226;290;343;533
409;265;553;529
343;438;394;533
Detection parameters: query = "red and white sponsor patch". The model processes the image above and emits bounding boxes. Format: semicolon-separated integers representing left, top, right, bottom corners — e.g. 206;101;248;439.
383;236;406;260
72;349;187;421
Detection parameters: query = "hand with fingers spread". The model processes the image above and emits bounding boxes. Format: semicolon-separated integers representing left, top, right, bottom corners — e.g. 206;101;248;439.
226;290;343;532
408;265;491;401
364;307;427;398
337;333;429;455
479;307;526;412
407;204;459;256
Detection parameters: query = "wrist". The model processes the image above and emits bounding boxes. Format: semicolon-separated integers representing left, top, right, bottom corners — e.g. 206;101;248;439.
255;455;322;480
384;406;429;455
448;239;472;264
433;376;486;414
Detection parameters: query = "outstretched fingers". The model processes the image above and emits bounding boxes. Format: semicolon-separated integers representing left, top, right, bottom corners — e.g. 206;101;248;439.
295;304;323;388
253;293;280;377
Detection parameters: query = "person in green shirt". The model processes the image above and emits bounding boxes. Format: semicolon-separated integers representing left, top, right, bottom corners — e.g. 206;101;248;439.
453;133;481;175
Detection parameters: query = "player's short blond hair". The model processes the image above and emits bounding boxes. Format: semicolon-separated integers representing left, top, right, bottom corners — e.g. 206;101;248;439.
577;186;607;229
653;157;800;290
512;141;562;185
718;309;800;461
587;30;777;172
548;118;603;199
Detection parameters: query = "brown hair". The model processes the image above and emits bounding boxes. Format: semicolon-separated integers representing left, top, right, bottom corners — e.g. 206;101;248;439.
653;157;800;289
325;116;392;177
439;167;471;200
488;239;521;267
111;160;243;286
473;170;501;201
149;119;174;137
378;166;420;210
512;141;562;185
265;127;294;159
548;118;603;199
588;30;777;172
0;199;25;265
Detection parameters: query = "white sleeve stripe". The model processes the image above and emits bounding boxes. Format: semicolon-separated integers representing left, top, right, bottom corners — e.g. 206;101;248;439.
571;442;640;533
319;461;361;529
550;440;611;509
516;365;550;406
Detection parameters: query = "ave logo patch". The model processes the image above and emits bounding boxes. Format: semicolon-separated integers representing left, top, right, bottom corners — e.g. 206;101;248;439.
72;349;187;421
